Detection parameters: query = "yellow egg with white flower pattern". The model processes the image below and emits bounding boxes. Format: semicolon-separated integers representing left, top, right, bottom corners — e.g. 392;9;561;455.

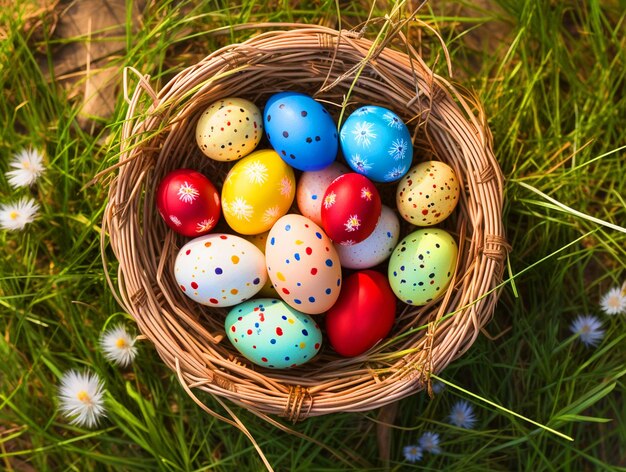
221;149;296;235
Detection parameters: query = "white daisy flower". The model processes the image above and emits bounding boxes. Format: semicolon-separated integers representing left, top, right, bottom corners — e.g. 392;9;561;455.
58;370;106;428
419;432;441;454
244;160;268;185
403;444;422;463
344;214;361;232
352;121;377;147
350;154;372;173
196;218;215;233
388;138;408;161
177;181;199;203
278;176;292;197
226;196;253;221
360;187;373;201
323;191;336;209
169;215;182;227
340;239;356;246
382;111;403;129
6;148;45;188
0;198;39;231
449;400;477;429
100;325;137;367
570;314;605;347
599;287;626;315
385;165;407;181
262;206;280;224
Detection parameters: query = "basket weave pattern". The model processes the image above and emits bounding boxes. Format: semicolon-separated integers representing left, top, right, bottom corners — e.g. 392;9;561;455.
102;24;507;421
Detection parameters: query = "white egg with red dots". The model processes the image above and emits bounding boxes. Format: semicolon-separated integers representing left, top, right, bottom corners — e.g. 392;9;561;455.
175;233;267;307
195;97;263;162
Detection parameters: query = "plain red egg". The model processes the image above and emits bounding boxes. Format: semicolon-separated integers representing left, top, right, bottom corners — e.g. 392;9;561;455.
156;168;221;237
320;173;382;245
325;270;396;357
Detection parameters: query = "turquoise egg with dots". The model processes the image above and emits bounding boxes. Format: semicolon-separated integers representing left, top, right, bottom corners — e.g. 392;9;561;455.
388;228;458;306
264;91;338;171
225;298;323;369
340;105;413;182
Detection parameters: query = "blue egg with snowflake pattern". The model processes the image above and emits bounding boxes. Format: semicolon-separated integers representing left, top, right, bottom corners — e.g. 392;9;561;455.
340;106;413;182
264;92;338;171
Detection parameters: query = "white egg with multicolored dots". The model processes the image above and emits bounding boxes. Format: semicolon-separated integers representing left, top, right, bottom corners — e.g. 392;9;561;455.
296;161;348;226
266;214;342;315
174;233;267;307
387;228;458;306
335;205;400;269
225;298;323;368
396;161;460;226
196;97;263;162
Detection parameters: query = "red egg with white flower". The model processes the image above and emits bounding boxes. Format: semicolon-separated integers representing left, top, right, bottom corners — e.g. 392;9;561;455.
156;168;221;237
320;173;382;245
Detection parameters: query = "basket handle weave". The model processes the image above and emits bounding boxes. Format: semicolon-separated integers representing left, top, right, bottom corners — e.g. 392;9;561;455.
122;66;159;108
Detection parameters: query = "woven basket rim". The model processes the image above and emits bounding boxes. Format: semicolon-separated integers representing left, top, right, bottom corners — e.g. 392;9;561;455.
101;20;508;423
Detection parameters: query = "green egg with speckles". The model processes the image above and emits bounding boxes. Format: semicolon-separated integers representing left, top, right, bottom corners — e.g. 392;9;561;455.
388;229;457;306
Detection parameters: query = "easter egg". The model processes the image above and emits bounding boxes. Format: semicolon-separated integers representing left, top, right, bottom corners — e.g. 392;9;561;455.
266;214;342;314
326;270;396;357
221;149;296;235
264;91;338;171
396;161;460;226
296;161;348;226
244;232;280;298
174;233;267;307
335;205;400;269
320;173;382;245
195;97;262;162
388;229;458;306
225;298;323;369
156;168;221;237
340;105;413;182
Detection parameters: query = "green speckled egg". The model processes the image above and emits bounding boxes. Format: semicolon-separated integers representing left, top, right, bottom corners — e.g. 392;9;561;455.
388;229;457;306
225;298;322;369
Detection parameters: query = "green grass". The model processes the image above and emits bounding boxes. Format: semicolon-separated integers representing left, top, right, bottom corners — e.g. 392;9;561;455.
2;0;626;470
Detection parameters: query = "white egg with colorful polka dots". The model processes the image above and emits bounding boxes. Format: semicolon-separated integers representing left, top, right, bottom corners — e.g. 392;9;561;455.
174;233;267;307
334;205;400;269
265;214;342;315
196;97;263;162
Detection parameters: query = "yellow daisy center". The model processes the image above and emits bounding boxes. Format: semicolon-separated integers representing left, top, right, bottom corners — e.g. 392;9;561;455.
77;390;92;404
607;296;620;308
115;337;128;348
9;211;19;220
22;161;31;169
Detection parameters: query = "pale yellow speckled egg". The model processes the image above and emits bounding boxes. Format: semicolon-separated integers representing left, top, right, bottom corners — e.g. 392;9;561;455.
196;97;262;162
396;161;460;226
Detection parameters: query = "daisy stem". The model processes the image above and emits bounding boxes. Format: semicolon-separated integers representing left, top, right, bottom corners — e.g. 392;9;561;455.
431;375;574;441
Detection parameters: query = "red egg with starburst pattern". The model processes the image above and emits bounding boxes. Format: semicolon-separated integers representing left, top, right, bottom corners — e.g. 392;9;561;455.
320;173;381;245
156;169;221;237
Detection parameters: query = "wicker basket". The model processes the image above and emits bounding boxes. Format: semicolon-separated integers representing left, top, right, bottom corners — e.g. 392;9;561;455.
102;22;508;424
